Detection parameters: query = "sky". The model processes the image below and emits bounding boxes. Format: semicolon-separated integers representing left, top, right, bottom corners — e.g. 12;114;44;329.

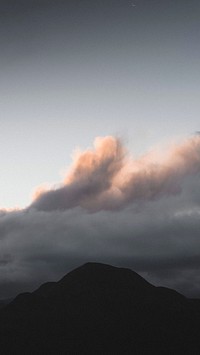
0;0;200;298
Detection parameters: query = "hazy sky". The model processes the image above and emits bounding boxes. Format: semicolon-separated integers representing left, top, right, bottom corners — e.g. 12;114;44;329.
0;1;200;299
1;0;200;208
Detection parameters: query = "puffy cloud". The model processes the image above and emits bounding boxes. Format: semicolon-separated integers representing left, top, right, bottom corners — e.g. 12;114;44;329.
31;136;125;211
31;135;200;212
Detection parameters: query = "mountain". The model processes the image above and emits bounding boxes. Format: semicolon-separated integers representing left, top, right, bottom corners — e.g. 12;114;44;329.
0;262;200;354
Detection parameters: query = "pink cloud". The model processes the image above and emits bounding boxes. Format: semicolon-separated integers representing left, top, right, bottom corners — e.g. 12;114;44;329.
31;135;200;212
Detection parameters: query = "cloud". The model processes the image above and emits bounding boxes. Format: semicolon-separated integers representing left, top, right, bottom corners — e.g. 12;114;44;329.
0;135;200;299
1;184;200;298
31;135;200;212
31;136;125;211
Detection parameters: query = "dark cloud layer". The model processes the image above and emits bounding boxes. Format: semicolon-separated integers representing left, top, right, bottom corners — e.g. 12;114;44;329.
0;175;200;298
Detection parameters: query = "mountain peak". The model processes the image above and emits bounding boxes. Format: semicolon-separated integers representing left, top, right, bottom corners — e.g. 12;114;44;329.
0;263;200;354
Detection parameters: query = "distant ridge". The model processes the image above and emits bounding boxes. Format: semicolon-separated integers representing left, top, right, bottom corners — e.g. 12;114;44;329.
0;262;200;354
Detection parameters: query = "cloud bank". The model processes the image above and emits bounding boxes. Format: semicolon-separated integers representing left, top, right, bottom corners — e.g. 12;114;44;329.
1;135;200;299
31;135;200;212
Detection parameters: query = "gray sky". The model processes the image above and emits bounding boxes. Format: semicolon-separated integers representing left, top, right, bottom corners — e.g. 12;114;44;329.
0;1;200;299
0;0;200;208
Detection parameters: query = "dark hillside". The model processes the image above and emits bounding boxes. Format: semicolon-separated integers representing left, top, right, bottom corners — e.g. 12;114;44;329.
0;263;200;354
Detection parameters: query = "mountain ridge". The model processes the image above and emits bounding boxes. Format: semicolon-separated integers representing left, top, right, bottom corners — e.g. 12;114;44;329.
0;262;200;354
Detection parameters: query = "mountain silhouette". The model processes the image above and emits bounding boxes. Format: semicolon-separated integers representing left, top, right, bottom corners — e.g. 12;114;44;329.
0;262;200;354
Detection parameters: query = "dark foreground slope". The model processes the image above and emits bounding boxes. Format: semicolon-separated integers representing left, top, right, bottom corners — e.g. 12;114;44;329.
0;263;200;354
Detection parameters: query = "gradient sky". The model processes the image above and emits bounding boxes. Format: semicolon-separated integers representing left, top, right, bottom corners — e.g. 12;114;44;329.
0;1;200;299
1;0;200;208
